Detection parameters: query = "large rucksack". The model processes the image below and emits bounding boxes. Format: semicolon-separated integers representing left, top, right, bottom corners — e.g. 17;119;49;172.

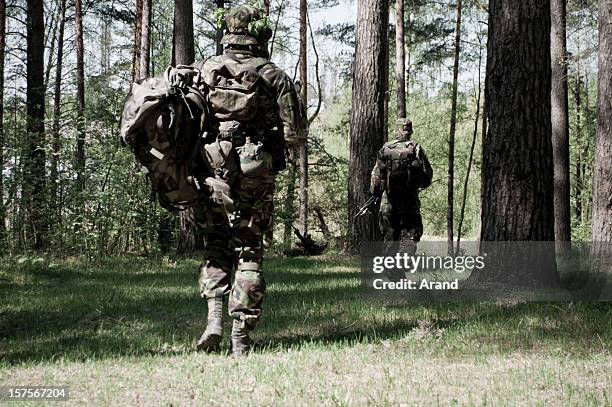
120;66;210;211
382;140;423;196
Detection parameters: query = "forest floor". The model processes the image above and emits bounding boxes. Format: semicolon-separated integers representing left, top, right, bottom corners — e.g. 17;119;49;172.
0;256;610;406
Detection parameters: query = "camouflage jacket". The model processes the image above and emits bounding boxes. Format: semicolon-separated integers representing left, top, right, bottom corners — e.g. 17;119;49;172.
195;50;307;147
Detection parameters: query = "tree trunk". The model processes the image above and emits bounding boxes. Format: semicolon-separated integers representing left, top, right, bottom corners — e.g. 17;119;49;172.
298;0;308;236
25;0;47;249
592;0;612;241
263;0;270;16
50;0;65;238
574;76;583;221
0;0;5;249
480;0;556;282
172;0;195;253
283;151;297;250
551;0;571;244
215;0;224;56
172;0;195;66
139;0;152;79
348;0;389;250
133;0;143;81
447;0;462;255
74;0;86;210
395;0;406;119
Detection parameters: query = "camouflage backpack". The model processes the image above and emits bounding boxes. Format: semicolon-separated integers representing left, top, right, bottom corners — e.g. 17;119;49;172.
120;66;210;211
201;54;273;121
382;140;424;196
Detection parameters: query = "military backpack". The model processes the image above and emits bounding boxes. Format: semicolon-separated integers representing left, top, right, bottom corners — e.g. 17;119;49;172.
382;140;424;196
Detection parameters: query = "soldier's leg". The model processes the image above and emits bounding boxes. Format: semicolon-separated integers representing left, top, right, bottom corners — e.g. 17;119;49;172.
193;198;236;351
229;147;274;356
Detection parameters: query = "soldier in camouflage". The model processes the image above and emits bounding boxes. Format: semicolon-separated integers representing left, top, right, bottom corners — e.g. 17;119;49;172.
192;5;307;357
370;119;433;248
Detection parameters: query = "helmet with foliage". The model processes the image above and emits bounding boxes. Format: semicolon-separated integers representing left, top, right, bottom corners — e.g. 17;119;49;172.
217;4;272;46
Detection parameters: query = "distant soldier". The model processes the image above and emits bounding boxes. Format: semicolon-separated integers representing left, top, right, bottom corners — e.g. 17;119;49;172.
193;5;307;356
370;119;433;247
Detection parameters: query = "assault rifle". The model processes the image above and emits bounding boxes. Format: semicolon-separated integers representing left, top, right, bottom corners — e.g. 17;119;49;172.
353;196;380;221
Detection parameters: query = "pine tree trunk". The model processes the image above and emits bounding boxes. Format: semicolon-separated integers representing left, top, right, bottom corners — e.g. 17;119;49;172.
172;0;195;66
480;0;556;283
172;0;195;253
348;0;389;251
215;0;224;56
133;0;143;81
139;0;152;79
25;0;47;250
592;0;612;241
0;0;6;249
395;0;406;119
50;0;65;239
551;0;571;244
298;0;308;236
574;76;583;221
74;0;86;207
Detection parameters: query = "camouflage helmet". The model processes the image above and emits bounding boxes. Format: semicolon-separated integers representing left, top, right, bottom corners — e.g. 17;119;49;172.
396;118;413;139
220;5;272;46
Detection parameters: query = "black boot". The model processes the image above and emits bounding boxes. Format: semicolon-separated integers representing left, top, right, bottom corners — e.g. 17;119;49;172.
197;297;223;352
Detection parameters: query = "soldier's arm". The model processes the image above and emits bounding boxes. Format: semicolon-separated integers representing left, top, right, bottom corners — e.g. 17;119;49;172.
262;68;308;147
417;147;433;189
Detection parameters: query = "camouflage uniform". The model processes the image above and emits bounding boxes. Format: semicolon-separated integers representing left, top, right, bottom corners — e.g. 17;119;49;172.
193;5;306;355
370;119;433;243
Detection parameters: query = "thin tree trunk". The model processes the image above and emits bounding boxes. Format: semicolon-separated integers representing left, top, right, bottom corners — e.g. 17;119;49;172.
447;0;462;255
139;0;152;79
457;39;482;253
263;0;270;15
298;0;308;236
172;0;195;253
133;0;143;81
592;0;612;241
551;0;571;244
25;0;47;250
0;0;6;249
283;151;297;250
574;76;583;221
395;0;406;119
215;0;224;56
74;0;86;210
50;0;65;239
348;0;389;250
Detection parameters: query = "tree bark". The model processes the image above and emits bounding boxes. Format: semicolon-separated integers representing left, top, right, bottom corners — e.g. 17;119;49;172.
133;0;143;81
74;0;86;208
592;0;612;241
395;0;406;119
574;76;583;221
139;0;152;79
0;0;5;249
50;0;65;236
298;0;308;236
172;0;195;252
25;0;47;249
348;0;389;250
480;0;556;283
447;0;462;255
172;0;195;66
551;0;571;244
215;0;224;56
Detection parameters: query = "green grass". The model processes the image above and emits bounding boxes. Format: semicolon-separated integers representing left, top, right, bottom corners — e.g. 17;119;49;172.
0;256;610;406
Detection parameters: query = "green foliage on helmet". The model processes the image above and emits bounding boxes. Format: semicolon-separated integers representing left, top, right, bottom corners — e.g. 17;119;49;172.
248;15;270;38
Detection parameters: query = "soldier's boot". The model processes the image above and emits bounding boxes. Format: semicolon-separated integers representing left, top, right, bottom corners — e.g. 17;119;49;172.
197;296;224;352
230;319;254;357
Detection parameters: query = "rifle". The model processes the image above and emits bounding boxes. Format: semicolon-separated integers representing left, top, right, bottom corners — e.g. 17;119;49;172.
354;196;380;221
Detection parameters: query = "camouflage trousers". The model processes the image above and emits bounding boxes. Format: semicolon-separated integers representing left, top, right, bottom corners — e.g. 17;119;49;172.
379;192;423;254
193;142;274;329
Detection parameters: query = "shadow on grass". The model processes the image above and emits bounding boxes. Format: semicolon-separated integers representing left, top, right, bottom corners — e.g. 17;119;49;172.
0;257;610;366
